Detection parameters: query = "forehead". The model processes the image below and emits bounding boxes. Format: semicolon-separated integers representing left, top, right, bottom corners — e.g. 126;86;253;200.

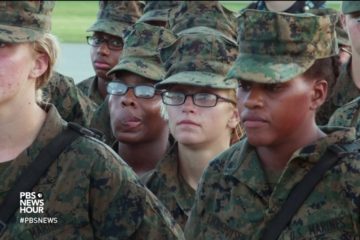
168;84;227;94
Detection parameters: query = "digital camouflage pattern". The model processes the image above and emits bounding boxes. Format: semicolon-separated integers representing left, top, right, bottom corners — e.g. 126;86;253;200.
328;97;360;139
137;1;181;23
306;8;350;46
156;32;238;90
87;0;144;37
77;75;103;106
88;97;115;145
77;76;114;145
0;104;184;239
142;144;195;229
185;127;360;239
342;1;360;14
225;9;338;84
168;1;238;45
0;1;54;43
317;59;360;125
42;72;97;127
108;22;177;81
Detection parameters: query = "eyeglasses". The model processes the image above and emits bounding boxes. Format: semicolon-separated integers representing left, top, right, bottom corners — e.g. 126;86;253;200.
161;91;236;107
107;81;157;99
86;36;123;50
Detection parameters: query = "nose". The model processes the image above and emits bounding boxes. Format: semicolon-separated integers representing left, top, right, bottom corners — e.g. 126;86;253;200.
120;89;137;107
181;95;196;113
243;87;264;109
97;42;110;55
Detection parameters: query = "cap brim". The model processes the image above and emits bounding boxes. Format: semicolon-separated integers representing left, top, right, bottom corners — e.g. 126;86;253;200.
156;71;237;89
137;10;168;22
107;56;165;81
226;53;314;83
0;24;43;43
87;20;130;37
177;26;237;46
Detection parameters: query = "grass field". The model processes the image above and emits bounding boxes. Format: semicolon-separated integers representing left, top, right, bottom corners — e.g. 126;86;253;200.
52;1;341;43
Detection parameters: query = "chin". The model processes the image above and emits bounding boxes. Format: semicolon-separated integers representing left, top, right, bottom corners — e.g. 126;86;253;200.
246;135;272;147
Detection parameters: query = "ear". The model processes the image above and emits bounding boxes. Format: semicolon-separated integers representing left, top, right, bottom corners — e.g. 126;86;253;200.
227;107;240;129
310;79;328;111
29;53;49;79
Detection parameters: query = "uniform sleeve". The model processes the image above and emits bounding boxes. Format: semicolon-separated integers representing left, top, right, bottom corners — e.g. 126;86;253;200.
88;143;184;239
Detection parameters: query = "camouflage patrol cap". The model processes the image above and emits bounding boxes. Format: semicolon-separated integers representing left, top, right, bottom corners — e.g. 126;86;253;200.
87;1;144;38
137;1;181;23
307;8;350;46
107;22;177;81
342;1;360;14
156;32;238;90
225;10;338;84
168;1;238;45
0;1;54;43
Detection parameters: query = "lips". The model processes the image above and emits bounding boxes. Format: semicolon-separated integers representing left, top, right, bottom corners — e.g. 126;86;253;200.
177;119;200;126
241;113;268;128
119;115;142;129
94;61;111;70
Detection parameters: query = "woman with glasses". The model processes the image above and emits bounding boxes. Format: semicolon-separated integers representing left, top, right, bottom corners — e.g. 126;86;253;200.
106;23;177;176
77;1;144;145
142;31;242;228
0;2;183;239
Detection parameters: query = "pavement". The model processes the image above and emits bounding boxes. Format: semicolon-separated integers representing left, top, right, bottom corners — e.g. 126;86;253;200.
55;43;94;84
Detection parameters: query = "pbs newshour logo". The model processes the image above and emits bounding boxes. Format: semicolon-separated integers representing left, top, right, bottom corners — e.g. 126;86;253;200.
20;192;44;214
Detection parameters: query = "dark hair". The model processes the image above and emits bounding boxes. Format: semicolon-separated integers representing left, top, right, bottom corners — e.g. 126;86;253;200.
302;56;339;100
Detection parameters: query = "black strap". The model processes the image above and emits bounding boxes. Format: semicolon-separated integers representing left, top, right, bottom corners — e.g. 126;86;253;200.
0;125;80;236
261;144;350;240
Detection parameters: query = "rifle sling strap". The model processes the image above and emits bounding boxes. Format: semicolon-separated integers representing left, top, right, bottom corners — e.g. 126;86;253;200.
0;124;81;236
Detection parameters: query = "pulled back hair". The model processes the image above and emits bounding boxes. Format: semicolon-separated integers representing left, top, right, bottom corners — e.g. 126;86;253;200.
33;33;60;90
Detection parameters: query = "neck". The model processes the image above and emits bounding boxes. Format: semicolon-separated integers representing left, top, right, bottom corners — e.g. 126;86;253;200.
178;138;230;190
117;131;170;176
351;54;360;89
97;76;109;100
0;99;46;162
257;124;325;172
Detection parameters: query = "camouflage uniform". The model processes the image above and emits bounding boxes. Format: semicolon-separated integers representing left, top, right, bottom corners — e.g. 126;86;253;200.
168;1;238;46
142;144;195;229
77;75;103;106
148;15;239;228
329;97;360;139
77;1;144;145
318;59;360;125
327;2;360;137
184;10;359;239
42;71;97;127
0;2;184;239
0;105;184;239
185;127;360;239
137;1;181;26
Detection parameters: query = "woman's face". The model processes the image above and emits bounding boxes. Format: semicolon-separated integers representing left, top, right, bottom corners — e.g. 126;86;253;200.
0;42;38;105
108;71;167;144
165;85;239;148
237;75;326;147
